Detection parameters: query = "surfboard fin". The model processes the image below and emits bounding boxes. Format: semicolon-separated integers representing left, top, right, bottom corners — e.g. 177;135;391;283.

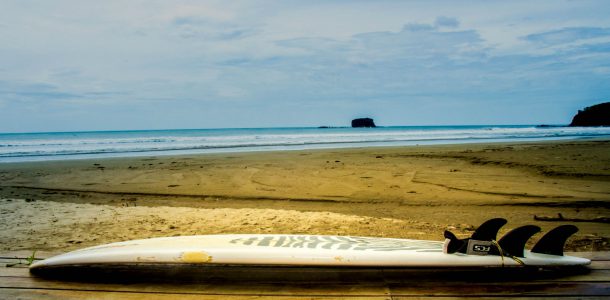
471;218;508;241
531;225;578;256
443;230;467;254
443;218;507;254
492;225;541;257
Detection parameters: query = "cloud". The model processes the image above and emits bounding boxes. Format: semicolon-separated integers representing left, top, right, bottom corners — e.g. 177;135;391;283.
159;3;237;23
402;23;436;32
261;16;610;111
276;37;349;55
275;20;484;69
523;27;610;45
170;16;259;40
1;1;610;131
0;80;130;106
434;16;459;28
578;41;610;53
255;20;492;104
0;81;79;102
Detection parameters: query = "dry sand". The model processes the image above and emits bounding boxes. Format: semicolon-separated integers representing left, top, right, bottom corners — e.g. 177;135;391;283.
1;139;609;253
0;199;444;251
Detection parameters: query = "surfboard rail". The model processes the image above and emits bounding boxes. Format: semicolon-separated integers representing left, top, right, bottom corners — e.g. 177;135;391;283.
29;234;590;270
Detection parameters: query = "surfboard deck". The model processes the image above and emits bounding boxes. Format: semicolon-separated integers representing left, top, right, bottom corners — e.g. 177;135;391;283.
29;234;590;270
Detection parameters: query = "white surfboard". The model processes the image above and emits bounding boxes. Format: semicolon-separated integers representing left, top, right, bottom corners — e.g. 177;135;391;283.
30;233;590;270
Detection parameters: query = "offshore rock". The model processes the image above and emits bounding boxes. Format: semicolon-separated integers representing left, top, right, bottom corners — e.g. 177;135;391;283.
570;102;610;126
351;118;376;128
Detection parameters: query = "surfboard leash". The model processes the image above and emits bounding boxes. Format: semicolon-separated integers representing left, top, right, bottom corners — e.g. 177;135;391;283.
491;239;524;267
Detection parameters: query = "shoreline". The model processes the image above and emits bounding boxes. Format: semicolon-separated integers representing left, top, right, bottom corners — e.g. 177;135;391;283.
2;135;608;165
2;125;609;163
1;138;609;252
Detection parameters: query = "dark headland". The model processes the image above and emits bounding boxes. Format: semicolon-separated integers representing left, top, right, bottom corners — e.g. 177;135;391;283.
570;102;610;126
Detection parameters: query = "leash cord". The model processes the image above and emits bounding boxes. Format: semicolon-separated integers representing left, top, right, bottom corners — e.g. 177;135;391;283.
491;240;524;267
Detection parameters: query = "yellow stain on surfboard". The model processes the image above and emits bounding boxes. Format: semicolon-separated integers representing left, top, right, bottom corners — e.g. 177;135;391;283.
181;251;213;263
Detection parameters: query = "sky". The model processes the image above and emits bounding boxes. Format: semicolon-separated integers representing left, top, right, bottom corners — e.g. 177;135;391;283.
1;1;610;132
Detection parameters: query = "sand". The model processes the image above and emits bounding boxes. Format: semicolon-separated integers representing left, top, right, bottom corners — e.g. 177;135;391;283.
1;139;609;252
0;199;444;251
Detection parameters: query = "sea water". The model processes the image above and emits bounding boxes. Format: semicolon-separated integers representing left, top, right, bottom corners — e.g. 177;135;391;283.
1;125;609;162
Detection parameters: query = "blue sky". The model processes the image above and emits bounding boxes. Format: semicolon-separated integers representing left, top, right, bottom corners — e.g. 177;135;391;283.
1;1;609;132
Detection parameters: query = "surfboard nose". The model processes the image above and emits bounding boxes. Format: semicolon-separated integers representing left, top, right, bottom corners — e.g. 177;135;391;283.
569;255;592;266
29;261;43;270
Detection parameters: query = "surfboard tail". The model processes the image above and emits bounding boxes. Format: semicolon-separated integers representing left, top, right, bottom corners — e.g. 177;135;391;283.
444;218;582;260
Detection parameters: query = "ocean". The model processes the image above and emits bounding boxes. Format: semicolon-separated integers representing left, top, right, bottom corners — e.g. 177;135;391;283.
1;125;609;163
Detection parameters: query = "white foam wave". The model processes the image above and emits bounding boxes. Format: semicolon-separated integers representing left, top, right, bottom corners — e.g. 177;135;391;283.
1;126;609;161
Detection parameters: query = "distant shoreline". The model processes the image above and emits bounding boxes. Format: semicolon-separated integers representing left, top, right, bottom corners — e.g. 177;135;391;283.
0;124;567;135
0;136;604;164
1;125;610;163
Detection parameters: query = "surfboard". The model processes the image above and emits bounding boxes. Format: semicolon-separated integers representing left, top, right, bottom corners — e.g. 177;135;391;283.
29;219;590;270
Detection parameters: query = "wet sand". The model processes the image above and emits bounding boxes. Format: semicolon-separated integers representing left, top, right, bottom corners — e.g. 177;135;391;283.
1;139;609;252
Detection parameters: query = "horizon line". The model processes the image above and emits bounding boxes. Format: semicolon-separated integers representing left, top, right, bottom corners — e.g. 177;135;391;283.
0;124;569;135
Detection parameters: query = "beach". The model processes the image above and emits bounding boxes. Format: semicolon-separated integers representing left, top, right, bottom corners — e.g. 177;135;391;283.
1;139;609;253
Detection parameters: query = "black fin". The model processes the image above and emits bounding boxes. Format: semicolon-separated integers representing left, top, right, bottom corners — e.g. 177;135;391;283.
444;218;507;255
444;230;458;240
531;225;578;256
444;230;467;254
471;218;508;241
493;225;541;257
